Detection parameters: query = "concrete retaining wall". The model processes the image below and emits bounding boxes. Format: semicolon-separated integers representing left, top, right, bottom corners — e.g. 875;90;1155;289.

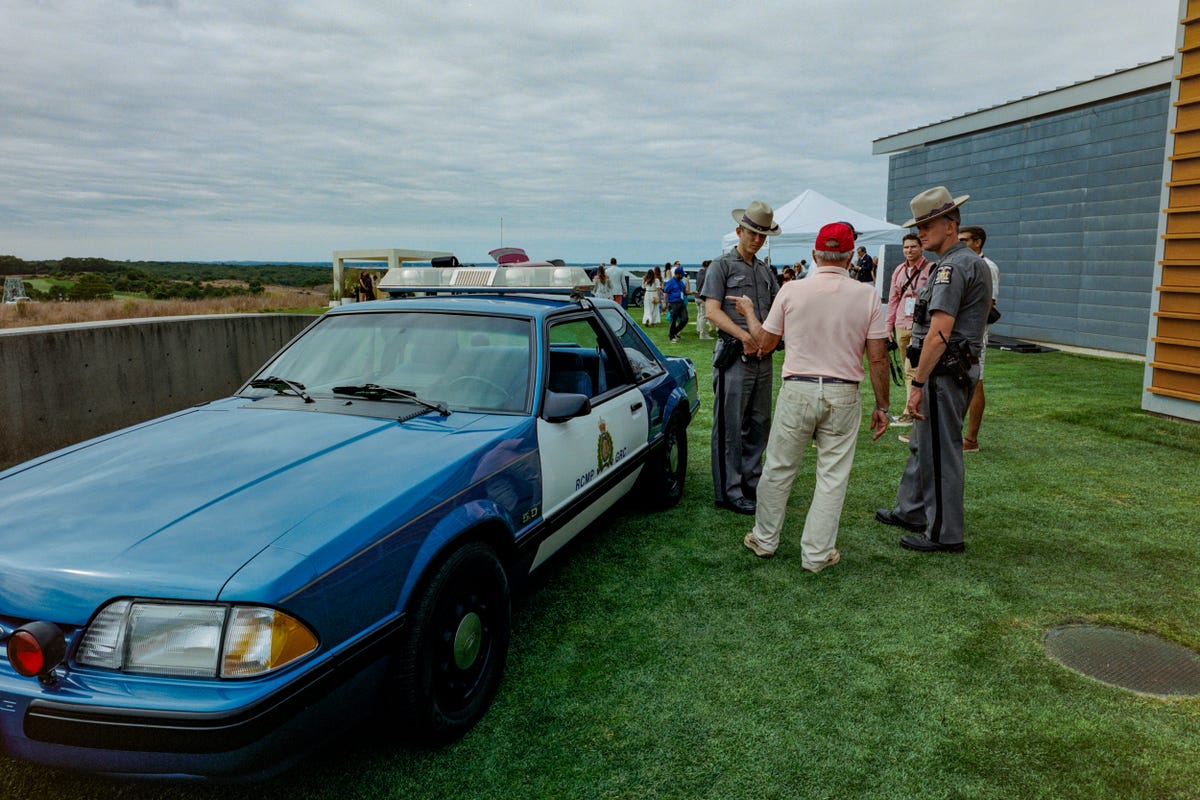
0;314;318;470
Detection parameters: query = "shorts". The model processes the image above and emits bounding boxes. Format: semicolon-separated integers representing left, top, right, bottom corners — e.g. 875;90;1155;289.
978;328;989;378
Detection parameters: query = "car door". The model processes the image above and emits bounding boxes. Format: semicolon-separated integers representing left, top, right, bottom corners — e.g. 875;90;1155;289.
532;311;648;568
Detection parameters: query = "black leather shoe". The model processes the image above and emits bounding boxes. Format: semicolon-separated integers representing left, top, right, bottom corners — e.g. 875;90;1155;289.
875;508;924;533
716;497;757;515
899;534;965;553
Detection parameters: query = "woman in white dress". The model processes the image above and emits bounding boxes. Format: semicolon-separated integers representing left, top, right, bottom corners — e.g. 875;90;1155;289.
642;270;661;326
592;264;614;301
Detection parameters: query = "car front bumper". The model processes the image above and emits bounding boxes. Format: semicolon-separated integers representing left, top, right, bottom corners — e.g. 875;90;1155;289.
0;614;403;779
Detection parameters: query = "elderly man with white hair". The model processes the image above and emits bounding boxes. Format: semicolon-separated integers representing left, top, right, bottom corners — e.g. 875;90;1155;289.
738;221;891;572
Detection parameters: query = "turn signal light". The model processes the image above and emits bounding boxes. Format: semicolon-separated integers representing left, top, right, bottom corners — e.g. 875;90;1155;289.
7;621;67;680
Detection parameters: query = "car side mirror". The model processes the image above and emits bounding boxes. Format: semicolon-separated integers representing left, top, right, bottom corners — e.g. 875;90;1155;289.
542;391;591;422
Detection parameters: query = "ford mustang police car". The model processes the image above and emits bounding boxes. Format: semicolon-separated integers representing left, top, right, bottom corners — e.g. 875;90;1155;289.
0;264;698;778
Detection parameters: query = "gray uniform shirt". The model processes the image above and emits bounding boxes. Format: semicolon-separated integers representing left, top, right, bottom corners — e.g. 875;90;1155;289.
911;241;992;357
699;249;778;332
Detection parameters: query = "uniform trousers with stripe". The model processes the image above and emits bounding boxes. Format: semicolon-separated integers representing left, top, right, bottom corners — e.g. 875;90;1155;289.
890;366;979;546
711;353;774;503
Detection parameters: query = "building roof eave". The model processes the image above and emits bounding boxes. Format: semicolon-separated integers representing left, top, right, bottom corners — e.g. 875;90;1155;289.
872;57;1175;156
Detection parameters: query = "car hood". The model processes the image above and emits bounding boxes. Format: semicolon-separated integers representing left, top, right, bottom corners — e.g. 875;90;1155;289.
0;399;526;623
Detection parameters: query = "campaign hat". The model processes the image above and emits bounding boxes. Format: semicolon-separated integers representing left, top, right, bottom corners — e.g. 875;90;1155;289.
731;200;782;236
902;186;970;228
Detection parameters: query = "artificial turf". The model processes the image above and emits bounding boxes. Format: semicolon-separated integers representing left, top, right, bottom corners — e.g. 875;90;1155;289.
4;318;1200;799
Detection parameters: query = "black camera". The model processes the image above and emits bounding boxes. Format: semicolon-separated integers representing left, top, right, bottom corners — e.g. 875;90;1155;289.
913;298;930;327
906;343;922;369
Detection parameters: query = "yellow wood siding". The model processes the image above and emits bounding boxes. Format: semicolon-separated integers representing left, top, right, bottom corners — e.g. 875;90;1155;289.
1154;2;1200;403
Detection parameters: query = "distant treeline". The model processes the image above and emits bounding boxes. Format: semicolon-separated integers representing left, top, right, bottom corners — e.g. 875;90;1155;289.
0;255;329;288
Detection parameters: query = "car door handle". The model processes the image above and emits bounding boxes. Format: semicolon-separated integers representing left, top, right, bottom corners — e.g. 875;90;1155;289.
630;401;643;413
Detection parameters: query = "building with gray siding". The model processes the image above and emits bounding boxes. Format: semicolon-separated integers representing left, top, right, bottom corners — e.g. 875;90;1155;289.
873;58;1173;355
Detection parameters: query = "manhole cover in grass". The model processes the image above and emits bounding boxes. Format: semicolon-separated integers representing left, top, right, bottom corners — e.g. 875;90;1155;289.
1044;625;1200;697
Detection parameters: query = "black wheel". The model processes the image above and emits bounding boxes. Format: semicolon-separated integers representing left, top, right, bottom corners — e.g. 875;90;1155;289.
392;542;510;744
644;413;687;508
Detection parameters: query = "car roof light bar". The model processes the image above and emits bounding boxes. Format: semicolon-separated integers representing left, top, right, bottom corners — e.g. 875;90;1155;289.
377;264;593;296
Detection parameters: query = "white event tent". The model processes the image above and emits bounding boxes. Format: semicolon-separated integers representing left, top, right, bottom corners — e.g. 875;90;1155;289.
720;189;906;263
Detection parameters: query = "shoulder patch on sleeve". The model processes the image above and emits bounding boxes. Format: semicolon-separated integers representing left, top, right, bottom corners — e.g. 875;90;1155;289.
933;264;954;285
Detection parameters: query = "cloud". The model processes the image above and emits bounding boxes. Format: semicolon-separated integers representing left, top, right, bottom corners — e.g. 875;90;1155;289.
0;0;1181;262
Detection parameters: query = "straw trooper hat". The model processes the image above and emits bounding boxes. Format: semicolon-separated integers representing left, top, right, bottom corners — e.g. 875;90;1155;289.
902;186;970;228
731;200;782;236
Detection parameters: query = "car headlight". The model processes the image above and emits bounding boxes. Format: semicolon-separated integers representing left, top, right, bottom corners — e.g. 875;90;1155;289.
75;600;318;679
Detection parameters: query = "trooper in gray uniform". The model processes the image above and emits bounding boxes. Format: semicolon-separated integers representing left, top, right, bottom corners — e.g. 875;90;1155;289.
875;187;992;552
701;200;781;515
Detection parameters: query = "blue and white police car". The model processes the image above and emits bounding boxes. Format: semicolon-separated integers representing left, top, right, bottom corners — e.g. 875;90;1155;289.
0;264;698;778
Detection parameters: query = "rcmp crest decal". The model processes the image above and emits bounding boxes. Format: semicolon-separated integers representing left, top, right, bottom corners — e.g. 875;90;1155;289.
596;418;615;473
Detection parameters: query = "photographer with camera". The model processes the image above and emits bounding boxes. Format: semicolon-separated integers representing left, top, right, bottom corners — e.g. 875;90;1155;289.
875;187;992;553
885;233;934;426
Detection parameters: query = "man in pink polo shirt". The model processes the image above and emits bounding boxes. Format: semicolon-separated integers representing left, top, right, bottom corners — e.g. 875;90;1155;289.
885;233;934;426
736;222;891;572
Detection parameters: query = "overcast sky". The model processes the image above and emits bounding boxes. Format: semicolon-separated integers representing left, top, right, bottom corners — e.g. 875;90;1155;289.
0;0;1182;264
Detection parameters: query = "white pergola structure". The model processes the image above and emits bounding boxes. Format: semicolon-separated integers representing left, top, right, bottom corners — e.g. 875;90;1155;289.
331;248;454;299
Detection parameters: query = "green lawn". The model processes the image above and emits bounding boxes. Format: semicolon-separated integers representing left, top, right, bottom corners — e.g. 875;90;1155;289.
23;278;73;293
4;316;1200;799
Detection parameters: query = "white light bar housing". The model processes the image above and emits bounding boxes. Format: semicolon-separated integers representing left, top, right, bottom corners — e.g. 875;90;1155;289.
377;264;593;295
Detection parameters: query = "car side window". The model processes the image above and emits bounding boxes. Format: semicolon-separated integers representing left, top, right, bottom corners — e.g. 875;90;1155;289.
598;307;666;383
546;317;629;401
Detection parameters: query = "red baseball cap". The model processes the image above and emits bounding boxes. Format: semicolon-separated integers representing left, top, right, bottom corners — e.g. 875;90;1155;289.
816;222;855;253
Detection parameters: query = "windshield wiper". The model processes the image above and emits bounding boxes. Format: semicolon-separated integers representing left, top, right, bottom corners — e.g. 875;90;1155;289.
332;384;450;417
249;375;314;403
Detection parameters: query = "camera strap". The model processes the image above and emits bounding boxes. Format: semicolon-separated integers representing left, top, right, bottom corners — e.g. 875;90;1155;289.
897;260;930;299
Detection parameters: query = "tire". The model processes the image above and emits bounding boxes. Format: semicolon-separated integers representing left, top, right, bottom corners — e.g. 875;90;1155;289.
644;413;687;508
391;541;510;745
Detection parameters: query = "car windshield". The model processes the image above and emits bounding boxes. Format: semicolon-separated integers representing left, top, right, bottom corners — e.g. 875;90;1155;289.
243;311;534;413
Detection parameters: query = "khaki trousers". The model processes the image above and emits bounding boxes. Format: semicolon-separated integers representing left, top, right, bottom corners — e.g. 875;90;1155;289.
896;327;914;387
749;379;860;568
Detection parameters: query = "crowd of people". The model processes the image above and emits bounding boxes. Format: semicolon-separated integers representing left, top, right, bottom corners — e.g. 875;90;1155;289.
629;188;998;571
366;203;997;571
605;260;718;343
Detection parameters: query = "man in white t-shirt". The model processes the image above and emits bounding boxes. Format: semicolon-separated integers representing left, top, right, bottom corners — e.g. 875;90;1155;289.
957;226;999;453
737;222;891;572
